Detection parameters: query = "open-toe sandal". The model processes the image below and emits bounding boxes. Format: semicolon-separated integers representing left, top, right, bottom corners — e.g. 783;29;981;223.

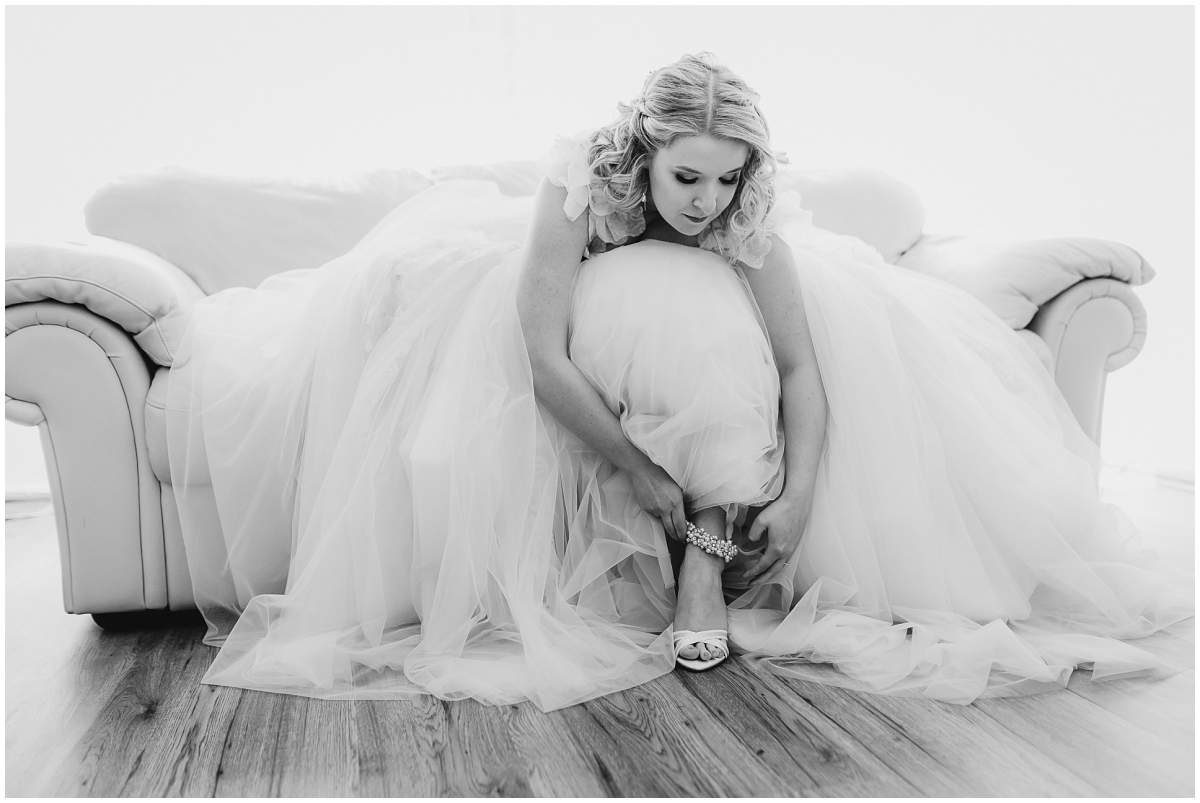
672;628;729;671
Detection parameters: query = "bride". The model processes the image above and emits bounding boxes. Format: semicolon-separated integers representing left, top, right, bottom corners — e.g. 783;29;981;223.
165;52;1190;712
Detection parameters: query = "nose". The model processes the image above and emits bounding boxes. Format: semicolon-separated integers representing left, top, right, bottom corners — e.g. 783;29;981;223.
692;191;716;216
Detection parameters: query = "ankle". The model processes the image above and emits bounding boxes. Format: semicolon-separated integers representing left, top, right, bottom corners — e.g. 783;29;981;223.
685;509;733;564
681;544;726;578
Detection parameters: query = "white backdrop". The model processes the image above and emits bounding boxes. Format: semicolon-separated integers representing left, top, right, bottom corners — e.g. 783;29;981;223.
4;4;1194;492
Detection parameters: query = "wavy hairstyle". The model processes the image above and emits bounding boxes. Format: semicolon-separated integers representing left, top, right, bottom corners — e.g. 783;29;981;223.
586;52;779;266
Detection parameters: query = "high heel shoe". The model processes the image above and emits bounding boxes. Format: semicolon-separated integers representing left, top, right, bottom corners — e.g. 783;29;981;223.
672;628;729;671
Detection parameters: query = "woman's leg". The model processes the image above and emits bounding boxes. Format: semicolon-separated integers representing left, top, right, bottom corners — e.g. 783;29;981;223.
673;506;728;661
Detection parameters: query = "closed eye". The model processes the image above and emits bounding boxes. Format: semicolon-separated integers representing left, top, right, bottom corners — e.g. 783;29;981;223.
675;175;741;186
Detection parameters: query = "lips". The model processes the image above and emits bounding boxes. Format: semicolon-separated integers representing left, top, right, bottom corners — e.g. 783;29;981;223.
683;213;708;223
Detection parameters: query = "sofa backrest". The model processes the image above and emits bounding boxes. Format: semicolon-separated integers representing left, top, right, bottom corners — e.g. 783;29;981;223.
84;167;434;296
84;161;925;295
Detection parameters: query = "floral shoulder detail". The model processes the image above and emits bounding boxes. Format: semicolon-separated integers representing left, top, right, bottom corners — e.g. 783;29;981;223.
713;190;813;269
698;224;774;271
539;132;645;257
698;191;814;271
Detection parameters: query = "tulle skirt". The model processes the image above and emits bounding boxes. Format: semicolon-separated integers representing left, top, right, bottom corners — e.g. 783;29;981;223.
165;180;1190;712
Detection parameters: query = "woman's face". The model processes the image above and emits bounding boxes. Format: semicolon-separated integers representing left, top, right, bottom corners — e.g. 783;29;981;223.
647;134;750;238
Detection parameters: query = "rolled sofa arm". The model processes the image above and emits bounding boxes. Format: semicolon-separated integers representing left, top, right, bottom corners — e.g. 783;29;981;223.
5;302;167;613
5;236;202;614
1027;278;1147;445
5;235;205;366
897;233;1154;330
897;233;1154;446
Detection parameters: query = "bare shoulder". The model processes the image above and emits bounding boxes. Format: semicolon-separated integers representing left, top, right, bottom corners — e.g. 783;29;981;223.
744;233;801;297
763;232;797;268
525;178;589;264
516;179;591;364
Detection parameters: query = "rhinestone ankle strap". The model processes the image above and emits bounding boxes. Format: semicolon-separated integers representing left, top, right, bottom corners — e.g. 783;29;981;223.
685;521;737;563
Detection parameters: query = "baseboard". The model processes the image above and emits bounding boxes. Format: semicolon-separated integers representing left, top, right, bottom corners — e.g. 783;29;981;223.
5;487;52;521
1154;470;1195;494
1101;462;1194;493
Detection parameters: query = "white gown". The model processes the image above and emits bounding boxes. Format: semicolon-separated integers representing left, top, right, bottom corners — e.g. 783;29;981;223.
165;134;1191;712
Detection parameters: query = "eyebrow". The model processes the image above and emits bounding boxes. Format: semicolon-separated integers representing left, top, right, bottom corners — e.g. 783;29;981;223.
674;165;743;176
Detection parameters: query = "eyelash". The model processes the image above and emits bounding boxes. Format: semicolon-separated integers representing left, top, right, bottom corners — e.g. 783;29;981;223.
675;175;740;186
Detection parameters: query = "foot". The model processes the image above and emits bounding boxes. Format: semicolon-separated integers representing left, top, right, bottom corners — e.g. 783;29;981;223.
672;516;729;668
673;627;728;670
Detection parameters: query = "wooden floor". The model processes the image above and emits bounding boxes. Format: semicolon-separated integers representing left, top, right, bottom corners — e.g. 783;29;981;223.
5;470;1194;797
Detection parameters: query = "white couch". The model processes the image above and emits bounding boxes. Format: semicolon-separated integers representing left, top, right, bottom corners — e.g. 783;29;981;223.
4;161;1155;626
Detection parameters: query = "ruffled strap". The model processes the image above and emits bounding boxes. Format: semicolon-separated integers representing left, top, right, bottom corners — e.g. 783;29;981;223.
699;225;774;271
538;132;593;223
716;190;814;271
539;132;645;255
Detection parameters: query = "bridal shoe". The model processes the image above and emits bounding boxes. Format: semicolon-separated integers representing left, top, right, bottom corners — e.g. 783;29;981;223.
673;628;729;671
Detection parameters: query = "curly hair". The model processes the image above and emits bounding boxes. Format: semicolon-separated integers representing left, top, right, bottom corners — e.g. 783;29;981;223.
585;52;779;267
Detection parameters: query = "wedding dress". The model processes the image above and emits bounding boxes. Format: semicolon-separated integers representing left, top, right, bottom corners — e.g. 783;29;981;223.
166;133;1191;712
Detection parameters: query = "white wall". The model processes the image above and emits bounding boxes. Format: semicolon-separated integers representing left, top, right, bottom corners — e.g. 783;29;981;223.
5;5;1193;492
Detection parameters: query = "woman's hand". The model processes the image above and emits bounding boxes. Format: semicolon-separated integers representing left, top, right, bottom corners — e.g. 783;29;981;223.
737;491;813;585
629;461;689;542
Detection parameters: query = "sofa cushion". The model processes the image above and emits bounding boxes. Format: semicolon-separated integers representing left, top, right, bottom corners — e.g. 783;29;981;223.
5;236;204;365
429;160;544;197
897;234;1155;329
84;167;433;295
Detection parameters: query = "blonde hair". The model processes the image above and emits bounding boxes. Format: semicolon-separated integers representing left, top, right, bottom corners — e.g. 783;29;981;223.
586;52;778;266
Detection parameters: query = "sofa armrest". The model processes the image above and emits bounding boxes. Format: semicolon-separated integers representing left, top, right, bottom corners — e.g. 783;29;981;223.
5;236;204;366
5;302;168;613
1026;278;1148;444
896;233;1154;329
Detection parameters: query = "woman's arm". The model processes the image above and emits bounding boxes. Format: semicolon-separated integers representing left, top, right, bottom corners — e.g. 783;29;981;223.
737;234;828;582
516;179;689;540
745;234;828;500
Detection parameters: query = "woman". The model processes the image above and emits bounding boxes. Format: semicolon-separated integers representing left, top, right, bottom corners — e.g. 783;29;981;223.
166;52;1189;712
519;67;823;672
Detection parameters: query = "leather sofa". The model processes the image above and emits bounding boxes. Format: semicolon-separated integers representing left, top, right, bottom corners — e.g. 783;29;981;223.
4;161;1155;625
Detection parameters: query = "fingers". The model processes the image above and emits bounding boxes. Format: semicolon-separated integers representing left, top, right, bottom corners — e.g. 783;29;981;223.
747;518;766;542
741;554;777;585
670;505;688;542
659;509;685;541
743;547;792;585
744;550;801;586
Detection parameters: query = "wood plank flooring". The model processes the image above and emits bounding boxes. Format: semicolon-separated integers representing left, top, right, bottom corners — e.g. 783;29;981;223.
5;472;1194;796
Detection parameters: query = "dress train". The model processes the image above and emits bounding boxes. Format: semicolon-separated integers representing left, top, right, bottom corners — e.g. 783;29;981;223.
165;177;1190;711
